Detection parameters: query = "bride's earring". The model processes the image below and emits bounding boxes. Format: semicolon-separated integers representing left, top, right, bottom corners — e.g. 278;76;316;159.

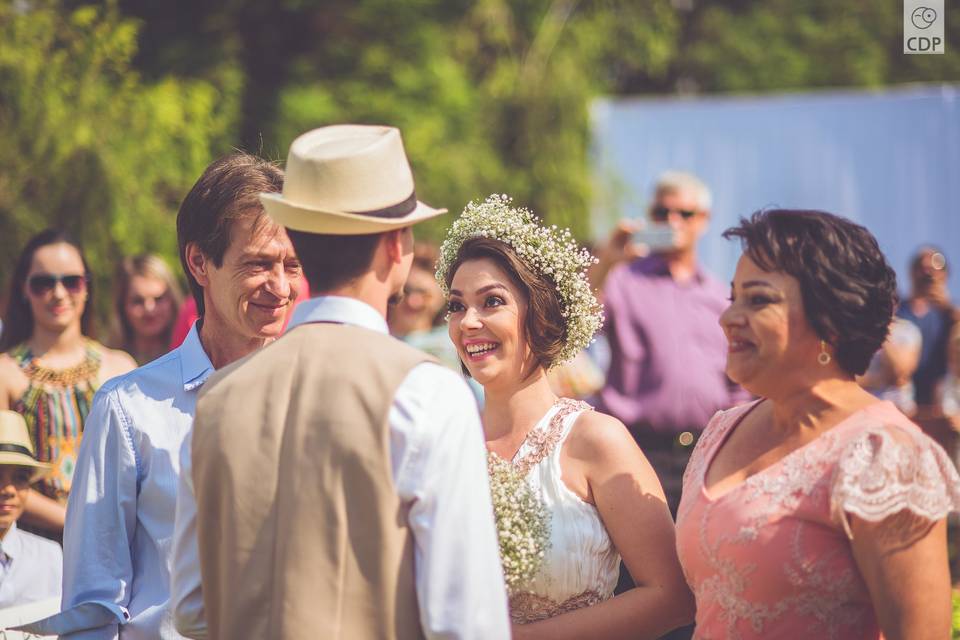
818;340;832;366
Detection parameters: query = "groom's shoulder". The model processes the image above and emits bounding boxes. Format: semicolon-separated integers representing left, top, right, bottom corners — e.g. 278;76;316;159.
200;323;438;398
396;361;477;415
196;327;310;400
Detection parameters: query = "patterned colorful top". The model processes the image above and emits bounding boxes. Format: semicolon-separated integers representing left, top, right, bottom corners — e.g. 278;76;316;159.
676;400;960;640
9;340;101;502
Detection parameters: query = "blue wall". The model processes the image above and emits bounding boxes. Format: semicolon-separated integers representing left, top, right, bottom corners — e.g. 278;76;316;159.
591;85;960;299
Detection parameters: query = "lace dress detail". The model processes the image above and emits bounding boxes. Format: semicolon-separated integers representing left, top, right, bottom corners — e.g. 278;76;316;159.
9;340;101;501
505;398;620;624
831;424;960;536
509;589;604;624
676;400;960;640
512;398;589;475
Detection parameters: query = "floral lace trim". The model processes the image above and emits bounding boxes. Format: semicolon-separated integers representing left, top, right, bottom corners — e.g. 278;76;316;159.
685;415;960;638
693;466;866;639
509;589;606;624
513;398;591;476
831;425;960;538
681;409;728;487
678;404;756;524
686;405;864;638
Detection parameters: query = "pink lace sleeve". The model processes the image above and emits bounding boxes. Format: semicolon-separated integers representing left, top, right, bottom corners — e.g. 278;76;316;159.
831;423;960;538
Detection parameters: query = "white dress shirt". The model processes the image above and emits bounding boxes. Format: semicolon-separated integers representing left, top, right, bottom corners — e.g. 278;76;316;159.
32;324;214;640
0;523;61;608
171;296;510;640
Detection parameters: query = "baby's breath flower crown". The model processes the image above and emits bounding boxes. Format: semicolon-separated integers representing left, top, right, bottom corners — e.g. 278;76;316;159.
436;194;603;367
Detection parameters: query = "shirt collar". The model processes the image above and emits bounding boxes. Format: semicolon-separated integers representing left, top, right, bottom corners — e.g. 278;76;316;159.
288;296;388;335
179;322;215;391
639;253;707;285
0;523;22;562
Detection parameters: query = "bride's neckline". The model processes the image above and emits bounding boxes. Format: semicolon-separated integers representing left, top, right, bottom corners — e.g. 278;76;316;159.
488;398;590;475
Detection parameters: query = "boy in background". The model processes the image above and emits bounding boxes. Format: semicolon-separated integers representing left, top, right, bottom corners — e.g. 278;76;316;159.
0;410;61;608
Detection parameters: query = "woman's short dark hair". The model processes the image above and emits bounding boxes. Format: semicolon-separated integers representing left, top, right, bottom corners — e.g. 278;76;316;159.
1;229;95;351
176;151;283;317
444;237;566;373
723;209;897;376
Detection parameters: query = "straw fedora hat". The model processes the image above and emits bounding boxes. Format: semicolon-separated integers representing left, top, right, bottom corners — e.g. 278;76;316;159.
260;124;447;235
0;411;50;484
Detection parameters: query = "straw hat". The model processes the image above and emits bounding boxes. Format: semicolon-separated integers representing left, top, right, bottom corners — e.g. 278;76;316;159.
0;411;51;484
260;125;447;235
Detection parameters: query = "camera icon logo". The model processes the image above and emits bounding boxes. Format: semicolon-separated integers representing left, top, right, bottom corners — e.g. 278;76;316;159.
911;6;938;29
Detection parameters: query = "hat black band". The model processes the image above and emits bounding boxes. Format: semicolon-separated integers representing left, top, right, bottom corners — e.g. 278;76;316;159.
0;443;34;458
348;191;418;219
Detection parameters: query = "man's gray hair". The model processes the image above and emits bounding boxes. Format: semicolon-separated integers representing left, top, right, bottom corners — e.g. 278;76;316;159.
654;171;712;211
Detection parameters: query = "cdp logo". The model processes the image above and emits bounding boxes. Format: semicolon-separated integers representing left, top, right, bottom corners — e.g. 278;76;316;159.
907;35;943;52
904;0;945;54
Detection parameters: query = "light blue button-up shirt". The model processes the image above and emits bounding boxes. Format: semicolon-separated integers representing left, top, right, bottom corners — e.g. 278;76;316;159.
0;523;61;609
44;323;213;639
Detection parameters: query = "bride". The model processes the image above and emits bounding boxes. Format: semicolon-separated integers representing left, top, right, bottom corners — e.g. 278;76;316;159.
437;196;694;639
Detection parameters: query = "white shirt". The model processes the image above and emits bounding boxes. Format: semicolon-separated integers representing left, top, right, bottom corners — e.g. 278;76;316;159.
0;523;62;608
31;324;214;640
171;296;510;640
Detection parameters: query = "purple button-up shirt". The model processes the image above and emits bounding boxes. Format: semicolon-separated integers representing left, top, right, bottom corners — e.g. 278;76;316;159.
597;255;746;433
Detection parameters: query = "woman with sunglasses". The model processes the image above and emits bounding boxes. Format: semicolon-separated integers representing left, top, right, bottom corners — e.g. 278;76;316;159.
0;229;135;535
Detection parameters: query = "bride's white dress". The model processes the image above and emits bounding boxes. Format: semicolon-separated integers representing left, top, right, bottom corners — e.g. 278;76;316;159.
507;398;621;624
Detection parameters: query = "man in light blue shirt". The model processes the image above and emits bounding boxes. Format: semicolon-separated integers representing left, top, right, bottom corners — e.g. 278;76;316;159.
24;151;303;639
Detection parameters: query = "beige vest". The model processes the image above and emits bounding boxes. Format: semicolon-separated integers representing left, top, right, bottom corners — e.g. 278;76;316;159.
192;322;433;640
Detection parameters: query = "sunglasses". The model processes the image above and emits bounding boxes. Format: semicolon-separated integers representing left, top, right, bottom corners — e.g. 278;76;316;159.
651;205;699;222
27;273;88;296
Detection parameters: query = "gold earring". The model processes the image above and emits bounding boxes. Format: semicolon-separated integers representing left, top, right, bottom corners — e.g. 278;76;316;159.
818;340;832;366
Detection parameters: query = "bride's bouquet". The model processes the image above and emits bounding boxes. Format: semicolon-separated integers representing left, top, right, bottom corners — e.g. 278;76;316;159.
487;452;551;592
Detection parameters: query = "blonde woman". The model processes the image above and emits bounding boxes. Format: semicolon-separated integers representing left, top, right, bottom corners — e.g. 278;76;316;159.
112;254;184;365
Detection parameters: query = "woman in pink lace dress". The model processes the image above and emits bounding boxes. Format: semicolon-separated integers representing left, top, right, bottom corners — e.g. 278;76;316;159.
676;209;960;640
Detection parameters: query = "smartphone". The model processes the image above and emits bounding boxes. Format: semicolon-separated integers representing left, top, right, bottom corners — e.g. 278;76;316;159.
632;222;678;252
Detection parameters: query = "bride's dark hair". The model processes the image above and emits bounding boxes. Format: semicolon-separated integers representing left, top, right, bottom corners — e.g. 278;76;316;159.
445;236;566;373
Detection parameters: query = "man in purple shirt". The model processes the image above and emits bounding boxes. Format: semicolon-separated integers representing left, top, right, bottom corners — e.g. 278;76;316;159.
593;171;747;516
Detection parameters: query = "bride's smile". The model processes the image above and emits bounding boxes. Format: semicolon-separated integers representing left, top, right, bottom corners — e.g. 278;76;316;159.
447;257;532;386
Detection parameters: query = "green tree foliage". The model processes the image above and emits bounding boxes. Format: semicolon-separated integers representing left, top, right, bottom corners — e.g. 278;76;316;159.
262;0;679;240
676;0;960;93
100;0;683;239
0;2;236;319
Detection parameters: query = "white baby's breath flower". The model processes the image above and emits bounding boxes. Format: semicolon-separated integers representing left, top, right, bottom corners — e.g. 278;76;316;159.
486;453;551;592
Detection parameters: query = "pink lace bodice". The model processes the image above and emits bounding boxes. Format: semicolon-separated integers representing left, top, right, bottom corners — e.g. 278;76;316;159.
676;400;960;640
